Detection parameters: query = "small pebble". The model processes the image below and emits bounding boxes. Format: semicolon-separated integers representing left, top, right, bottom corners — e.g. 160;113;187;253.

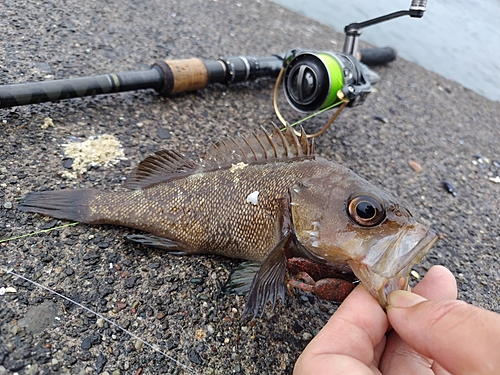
11;325;21;335
190;277;203;285
156;127;171;140
187;348;203;365
410;270;420;279
442;181;457;196
302;332;313;341
3;201;12;209
408;159;423;173
374;115;389;123
62;158;74;169
116;302;127;311
81;337;92;350
135;339;143;351
96;318;105;328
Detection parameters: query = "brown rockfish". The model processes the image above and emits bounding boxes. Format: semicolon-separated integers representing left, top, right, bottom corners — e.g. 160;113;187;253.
19;125;437;318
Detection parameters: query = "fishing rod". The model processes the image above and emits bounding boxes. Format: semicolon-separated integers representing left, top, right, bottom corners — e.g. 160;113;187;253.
0;0;427;135
0;55;284;109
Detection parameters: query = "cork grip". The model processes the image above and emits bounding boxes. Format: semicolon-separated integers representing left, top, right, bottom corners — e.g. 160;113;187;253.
164;58;209;94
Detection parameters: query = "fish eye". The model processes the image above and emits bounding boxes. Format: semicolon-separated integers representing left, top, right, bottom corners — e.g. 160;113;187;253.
347;193;386;227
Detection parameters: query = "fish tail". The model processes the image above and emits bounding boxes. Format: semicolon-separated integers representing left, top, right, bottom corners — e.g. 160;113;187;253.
18;189;98;223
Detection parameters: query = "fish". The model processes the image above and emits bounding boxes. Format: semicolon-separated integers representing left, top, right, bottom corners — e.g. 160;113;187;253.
18;125;437;318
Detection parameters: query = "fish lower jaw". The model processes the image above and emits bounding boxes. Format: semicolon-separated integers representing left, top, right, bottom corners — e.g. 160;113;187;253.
347;261;408;308
348;228;438;307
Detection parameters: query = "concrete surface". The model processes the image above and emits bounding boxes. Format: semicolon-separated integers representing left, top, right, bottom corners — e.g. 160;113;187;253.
0;0;499;374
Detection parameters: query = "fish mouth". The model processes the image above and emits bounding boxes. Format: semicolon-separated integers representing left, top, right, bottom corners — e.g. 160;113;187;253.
348;227;438;308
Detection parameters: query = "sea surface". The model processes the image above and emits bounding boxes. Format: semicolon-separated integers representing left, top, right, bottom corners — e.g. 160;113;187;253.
271;0;500;101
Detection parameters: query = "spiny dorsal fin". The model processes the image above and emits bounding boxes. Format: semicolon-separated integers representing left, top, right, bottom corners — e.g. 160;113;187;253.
202;124;313;167
124;125;314;190
124;150;199;189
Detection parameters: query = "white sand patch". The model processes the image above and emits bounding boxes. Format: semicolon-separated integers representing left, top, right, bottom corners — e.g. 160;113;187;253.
61;134;127;179
230;162;248;173
41;117;54;129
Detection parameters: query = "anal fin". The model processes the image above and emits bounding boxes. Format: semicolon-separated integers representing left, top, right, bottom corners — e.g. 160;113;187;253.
223;261;261;296
242;234;290;319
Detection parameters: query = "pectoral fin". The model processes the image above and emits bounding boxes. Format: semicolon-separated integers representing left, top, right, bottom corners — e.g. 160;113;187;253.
242;234;290;319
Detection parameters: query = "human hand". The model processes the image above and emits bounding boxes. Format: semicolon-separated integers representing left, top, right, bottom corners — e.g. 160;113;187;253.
293;265;500;375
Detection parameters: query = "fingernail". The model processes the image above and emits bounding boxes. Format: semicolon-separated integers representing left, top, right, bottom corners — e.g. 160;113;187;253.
387;290;427;308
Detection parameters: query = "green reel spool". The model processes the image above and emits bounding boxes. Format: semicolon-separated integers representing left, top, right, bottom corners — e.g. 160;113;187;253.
283;51;345;112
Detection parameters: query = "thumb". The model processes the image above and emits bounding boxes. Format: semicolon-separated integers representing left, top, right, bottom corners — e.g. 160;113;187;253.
387;290;500;375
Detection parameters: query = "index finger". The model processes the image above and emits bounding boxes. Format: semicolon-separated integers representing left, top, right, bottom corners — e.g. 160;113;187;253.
294;284;388;374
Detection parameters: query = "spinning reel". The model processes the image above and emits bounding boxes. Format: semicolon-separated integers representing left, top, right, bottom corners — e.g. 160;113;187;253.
273;0;427;137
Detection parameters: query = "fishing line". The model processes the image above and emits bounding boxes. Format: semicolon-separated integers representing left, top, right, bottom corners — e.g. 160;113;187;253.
0;222;79;243
0;266;201;375
1;223;200;373
273;67;348;138
287;101;343;128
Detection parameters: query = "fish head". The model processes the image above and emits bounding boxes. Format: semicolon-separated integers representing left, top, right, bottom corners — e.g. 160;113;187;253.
290;163;437;307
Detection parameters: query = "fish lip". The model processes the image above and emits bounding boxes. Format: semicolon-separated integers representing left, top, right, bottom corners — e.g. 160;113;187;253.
380;228;438;305
405;229;438;267
348;228;438;308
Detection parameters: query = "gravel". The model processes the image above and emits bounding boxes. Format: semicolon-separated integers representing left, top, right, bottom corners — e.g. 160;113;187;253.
1;0;499;374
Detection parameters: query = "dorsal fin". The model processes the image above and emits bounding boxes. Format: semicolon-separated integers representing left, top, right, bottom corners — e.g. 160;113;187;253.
124;150;199;189
124;125;314;190
202;124;314;167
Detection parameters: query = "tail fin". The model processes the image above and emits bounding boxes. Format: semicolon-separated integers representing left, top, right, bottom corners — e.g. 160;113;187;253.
18;189;98;223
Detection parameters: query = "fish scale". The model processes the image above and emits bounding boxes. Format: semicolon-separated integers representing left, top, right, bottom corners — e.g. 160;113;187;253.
88;159;319;261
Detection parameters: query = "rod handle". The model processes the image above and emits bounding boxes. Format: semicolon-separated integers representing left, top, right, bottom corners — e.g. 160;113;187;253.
154;58;209;96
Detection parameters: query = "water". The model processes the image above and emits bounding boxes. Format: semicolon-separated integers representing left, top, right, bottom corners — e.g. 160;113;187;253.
271;0;500;101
